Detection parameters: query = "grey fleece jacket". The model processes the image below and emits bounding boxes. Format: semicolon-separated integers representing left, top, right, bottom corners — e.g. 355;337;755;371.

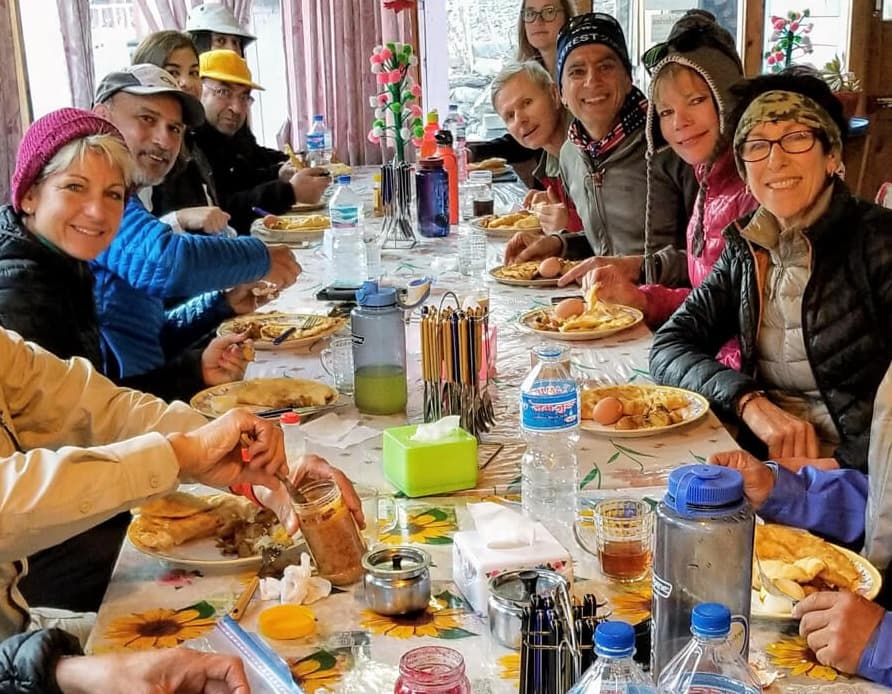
558;127;697;286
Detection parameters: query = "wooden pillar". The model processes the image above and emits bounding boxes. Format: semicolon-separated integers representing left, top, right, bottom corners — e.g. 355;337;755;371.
0;0;30;204
742;0;765;76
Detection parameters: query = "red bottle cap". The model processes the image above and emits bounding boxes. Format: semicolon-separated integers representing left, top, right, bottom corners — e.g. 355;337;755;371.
280;411;301;425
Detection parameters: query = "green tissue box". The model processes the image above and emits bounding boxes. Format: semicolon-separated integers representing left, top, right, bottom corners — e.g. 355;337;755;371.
383;424;478;497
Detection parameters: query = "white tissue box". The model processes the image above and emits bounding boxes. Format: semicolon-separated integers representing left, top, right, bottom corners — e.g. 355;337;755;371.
452;526;573;614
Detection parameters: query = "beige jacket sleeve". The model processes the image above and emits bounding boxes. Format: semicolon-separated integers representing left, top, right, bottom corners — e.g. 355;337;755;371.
0;330;209;561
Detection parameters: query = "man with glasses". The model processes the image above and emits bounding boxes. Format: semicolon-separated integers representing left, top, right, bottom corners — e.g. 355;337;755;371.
506;13;696;290
192;50;330;234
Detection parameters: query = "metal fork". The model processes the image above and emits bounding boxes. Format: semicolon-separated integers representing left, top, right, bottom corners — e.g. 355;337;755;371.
753;552;798;607
300;315;323;330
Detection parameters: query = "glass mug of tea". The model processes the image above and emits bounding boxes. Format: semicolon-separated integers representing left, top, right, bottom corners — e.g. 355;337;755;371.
586;499;655;582
320;336;354;395
351;483;398;547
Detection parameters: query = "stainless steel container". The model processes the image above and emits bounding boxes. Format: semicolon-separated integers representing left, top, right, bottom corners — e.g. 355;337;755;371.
487;568;569;649
362;546;431;615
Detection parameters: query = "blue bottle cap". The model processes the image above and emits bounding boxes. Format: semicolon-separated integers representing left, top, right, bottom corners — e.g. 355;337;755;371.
594;621;636;658
691;603;731;638
665;464;744;517
337;175;351;185
313;114;324;121
355;280;397;307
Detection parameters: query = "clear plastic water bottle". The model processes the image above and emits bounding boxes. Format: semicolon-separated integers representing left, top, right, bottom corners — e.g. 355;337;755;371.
568;621;655;694
328;175;367;287
657;603;760;694
457;224;486;277
306;114;332;167
651;466;754;679
280;411;305;471
443;105;468;183
520;345;579;539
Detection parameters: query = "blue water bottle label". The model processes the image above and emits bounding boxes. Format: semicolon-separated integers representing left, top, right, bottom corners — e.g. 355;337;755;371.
520;380;578;431
681;672;759;694
331;206;360;227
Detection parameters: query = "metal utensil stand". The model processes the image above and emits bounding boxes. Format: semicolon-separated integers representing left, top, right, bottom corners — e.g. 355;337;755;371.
380;161;416;249
519;583;611;694
419;292;494;438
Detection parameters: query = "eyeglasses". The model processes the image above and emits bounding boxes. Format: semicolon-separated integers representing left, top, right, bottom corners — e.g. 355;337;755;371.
205;84;255;106
738;129;818;162
522;5;563;22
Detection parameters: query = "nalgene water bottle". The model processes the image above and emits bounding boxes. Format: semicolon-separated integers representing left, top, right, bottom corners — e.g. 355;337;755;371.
351;281;407;415
651;465;754;679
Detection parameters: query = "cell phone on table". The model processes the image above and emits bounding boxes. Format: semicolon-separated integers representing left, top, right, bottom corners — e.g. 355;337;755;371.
550;295;584;305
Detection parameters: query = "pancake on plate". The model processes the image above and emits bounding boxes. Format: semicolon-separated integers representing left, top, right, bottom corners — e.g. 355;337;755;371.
234;377;337;409
753;524;862;598
130;493;252;551
478;210;540;231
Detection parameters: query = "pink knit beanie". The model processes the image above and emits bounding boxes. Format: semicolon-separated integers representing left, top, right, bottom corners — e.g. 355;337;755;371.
11;107;125;212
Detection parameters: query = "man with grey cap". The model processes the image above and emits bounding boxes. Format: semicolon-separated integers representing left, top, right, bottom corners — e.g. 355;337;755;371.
506;12;696;289
90;63;300;382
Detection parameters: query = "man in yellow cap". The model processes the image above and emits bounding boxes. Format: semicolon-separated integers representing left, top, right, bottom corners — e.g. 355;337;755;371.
193;49;330;233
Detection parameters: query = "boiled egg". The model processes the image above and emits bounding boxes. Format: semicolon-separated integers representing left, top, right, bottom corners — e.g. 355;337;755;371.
537;257;563;279
553;297;586;320
592;396;624;425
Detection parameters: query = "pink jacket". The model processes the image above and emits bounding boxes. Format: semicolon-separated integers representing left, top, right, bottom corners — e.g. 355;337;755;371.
640;149;756;324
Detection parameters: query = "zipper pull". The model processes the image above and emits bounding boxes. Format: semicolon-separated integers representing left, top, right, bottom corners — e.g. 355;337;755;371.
591;169;605;187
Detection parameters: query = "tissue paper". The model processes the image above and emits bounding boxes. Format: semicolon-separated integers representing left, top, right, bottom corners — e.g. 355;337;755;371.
410;415;461;442
468;502;535;549
257;553;332;605
300;413;380;449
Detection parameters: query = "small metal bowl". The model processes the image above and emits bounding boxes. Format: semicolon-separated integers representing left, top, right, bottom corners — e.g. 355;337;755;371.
362;546;431;616
488;568;569;649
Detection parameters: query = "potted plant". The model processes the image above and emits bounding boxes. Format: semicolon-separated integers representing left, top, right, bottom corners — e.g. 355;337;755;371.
821;54;862;119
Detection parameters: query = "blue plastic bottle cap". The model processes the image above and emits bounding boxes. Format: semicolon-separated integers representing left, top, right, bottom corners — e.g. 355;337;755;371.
314;114;324;121
337;175;351;185
691;603;731;638
532;344;564;360
594;620;636;657
665;464;745;517
355;280;397;307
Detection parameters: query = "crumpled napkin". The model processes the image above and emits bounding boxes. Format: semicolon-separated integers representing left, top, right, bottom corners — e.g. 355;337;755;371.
300;412;380;449
258;553;331;604
468;501;537;549
410;415;461;442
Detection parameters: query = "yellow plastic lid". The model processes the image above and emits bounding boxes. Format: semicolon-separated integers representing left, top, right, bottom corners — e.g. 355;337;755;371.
257;604;316;640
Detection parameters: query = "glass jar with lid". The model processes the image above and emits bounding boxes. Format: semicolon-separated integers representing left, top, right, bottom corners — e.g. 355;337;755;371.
292;479;365;585
394;646;471;694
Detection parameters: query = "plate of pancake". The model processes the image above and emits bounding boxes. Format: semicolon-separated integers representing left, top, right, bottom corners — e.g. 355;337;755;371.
217;311;345;349
190;377;340;418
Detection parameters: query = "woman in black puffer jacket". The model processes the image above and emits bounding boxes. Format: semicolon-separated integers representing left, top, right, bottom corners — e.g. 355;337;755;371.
650;71;892;473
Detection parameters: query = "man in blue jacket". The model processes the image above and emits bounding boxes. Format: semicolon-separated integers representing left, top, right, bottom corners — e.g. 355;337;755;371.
710;365;892;685
90;64;300;380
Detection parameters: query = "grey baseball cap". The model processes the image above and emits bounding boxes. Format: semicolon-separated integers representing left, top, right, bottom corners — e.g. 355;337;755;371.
94;64;205;127
186;3;256;44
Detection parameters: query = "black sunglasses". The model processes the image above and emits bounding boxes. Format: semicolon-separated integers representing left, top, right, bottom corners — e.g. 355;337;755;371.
641;25;741;75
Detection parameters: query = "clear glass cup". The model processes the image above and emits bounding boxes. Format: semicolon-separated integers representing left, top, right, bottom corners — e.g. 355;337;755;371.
461;170;493;220
352;483;397;547
592;499;655;582
320;336;354;395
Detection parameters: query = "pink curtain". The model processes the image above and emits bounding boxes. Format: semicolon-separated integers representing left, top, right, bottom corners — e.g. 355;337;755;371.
56;0;95;109
281;0;416;165
134;0;251;33
0;0;26;205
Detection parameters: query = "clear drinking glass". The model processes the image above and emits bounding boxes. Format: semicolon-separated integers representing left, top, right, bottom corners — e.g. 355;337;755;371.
593;499;654;582
351;483;397;547
320;336;354;395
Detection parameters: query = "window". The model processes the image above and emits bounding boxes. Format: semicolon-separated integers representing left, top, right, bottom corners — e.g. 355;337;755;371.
761;0;851;74
424;0;743;139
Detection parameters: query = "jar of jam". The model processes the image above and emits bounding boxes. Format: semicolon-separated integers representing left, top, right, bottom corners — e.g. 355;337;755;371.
394;646;470;694
293;479;365;585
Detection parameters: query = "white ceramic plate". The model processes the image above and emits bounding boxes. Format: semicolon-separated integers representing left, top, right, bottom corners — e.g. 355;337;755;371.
752;546;881;618
470;215;540;237
518;307;644;340
217;311;346;350
579;384;709;437
127;525;265;569
249;215;329;244
190;378;340;418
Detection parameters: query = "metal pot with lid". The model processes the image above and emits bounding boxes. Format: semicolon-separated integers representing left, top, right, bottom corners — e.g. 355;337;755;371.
488;568;569;649
362;546;431;616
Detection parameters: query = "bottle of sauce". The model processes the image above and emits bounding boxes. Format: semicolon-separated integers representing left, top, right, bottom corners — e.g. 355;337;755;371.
351;281;407;415
651;465;754;679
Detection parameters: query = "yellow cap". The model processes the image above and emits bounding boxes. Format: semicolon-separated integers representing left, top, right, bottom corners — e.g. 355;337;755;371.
258;604;316;640
199;49;265;91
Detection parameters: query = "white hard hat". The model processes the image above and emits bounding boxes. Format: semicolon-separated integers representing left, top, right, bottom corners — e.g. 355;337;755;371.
185;3;256;44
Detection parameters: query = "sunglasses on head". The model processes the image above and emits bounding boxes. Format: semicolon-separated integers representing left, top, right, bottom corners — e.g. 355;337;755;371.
641;25;739;75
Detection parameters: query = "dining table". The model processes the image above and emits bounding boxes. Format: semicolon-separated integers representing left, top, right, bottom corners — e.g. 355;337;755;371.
86;166;886;694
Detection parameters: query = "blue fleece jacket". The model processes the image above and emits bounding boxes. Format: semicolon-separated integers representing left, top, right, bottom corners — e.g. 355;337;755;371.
90;196;271;377
761;465;892;686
